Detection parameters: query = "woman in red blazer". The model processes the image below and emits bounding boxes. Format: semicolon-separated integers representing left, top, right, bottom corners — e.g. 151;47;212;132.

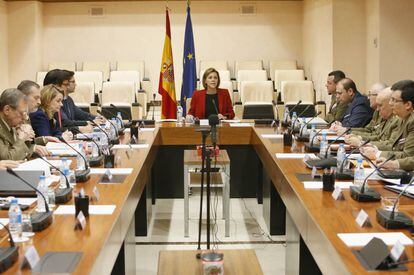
187;68;235;120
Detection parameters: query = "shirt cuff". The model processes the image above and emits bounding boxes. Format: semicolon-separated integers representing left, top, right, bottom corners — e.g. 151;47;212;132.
375;150;382;159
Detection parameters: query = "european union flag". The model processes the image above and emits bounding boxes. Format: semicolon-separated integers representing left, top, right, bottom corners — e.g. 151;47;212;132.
180;5;197;115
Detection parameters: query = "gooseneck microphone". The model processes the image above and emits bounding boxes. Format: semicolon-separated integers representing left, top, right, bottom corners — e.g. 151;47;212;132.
73;129;104;167
58;137;90;182
6;168;53;232
0;222;19;273
87;118;113;146
376;176;414;229
335;139;371;180
208;114;219;146
350;154;395;202
211;99;220;117
32;152;73;204
324;128;351;158
298;111;322;137
289;100;302;114
97;110;119;138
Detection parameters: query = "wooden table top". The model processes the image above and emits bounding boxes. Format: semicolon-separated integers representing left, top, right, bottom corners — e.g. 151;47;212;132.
184;149;230;165
1;122;414;274
157;249;263;275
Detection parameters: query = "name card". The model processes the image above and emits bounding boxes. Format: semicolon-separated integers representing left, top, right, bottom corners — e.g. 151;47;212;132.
75;211;87;230
21;245;40;270
105;169;113;181
332;186;344;200
355;209;371;227
390;240;406;262
92;186;100;201
200;119;209;126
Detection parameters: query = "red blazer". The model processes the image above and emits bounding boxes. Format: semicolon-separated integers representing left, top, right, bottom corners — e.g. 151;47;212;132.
188;89;235;119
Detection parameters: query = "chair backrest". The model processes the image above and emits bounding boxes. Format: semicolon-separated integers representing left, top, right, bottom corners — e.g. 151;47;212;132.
274;69;305;92
199;70;231;82
219;81;234;103
71;82;95;105
235;60;263;76
48;62;76;71
240;81;273;104
74;71;103;94
116;61;145;81
82;61;111;81
199;60;228;75
101;81;135;106
110;71;141;90
281;80;314;104
269;60;297;80
237;70;267;82
36;71;48;86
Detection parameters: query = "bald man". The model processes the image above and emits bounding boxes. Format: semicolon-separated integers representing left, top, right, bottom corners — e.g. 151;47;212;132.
345;87;398;147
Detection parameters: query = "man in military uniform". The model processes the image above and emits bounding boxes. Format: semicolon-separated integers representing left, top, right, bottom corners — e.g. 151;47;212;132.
325;70;348;123
361;80;414;164
0;88;49;160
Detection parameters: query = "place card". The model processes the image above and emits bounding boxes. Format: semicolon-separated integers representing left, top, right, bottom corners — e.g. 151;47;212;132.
332;186;344;200
390;240;406;262
55;205;116;215
200;119;209;126
92;186;100;201
89;168;133;175
261;134;283;139
21;246;40;270
75;211;87;230
355;209;371;227
303;181;323;189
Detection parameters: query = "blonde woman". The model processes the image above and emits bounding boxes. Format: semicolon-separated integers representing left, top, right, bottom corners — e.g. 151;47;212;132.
29;85;73;141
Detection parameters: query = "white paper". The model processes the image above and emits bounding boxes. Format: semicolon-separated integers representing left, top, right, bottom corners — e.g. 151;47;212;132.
303;181;323;189
49;149;77;157
338;232;413;247
0;218;9;229
305;117;327;125
334;182;354;189
386;184;414;194
199;119;209;126
14;158;51;177
16;198;37;206
332;186;343;200
89;168;133;175
276;153;316;159
390;240;405;261
76;211;87;230
45;159;72;168
112;144;149;149
230;123;253;127
54;205;116;215
222;119;241;123
261;134;283;139
355;209;369;227
45;175;60;187
140;128;155;132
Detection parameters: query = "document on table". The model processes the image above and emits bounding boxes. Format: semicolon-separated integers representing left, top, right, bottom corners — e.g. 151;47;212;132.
89;168;133;175
337;232;413;247
0;218;9;229
229;123;254;127
222;120;241;123
302;181;353;190
276;153;316;159
140;128;155;132
54;205;116;215
45;175;60;186
261;134;283;139
0;197;37;206
305;117;328;125
14;158;52;177
112;144;149;149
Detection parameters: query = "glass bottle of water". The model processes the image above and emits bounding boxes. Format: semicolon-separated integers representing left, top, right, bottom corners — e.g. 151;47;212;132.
283;107;290;123
177;106;183;125
77;143;86;170
291;112;298;128
8;198;22;241
91;133;99;157
299;117;307;135
59;158;68;189
336;144;346;169
37;175;49;212
116;112;123;129
354;157;365;188
319;133;328;157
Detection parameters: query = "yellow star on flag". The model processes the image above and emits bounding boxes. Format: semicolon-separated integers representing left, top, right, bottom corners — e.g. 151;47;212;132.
187;53;193;60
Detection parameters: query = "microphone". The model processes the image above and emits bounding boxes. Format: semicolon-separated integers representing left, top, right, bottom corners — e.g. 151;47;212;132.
323;128;351;158
297;111;322;138
208;114;219;146
58;137;90;182
88;118;117;145
32;152;73;204
73;129;104;167
289;100;302;114
377;177;414;229
97;110;119;138
350;154;395;202
110;103;129;122
6;168;53;232
211;99;220;116
335;139;371;180
272;100;280;126
0;222;19;273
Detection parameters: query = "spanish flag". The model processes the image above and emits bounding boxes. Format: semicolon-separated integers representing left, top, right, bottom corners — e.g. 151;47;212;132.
158;8;177;119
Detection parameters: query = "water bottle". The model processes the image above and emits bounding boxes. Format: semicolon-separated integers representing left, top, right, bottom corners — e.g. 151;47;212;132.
299;117;307;135
177;106;183;125
59;158;68;189
76;143;86;170
291;112;298;128
111;117;119;132
354;157;365;188
8;199;22;240
91;133;99;157
60;168;69;189
319;133;328;157
336;144;346;169
283;107;290;123
116;112;123;129
37;175;49;212
48;187;55;208
309;124;317;143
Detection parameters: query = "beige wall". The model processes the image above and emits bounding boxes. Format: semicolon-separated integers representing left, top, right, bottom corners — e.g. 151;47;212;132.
8;1;43;87
41;1;303;99
302;0;333;103
379;0;414;85
365;0;380;88
0;0;8;91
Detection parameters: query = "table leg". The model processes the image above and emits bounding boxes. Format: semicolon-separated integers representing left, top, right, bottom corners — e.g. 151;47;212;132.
285;210;300;275
184;164;189;237
111;217;136;275
225;164;230;237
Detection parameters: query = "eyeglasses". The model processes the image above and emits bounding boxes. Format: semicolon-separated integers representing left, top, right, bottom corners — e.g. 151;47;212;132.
368;91;378;97
390;97;404;103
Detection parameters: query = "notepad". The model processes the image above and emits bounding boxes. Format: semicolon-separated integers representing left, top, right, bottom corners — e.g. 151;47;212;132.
222;120;241;123
54;205;116;215
261;134;283;139
89;168;133;175
140;128;155;132
276;153;316;159
303;181;323;189
338;232;413;247
112;144;149;149
230;123;253;127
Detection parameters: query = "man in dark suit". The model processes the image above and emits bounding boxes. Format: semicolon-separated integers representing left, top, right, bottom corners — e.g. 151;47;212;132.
331;78;373;129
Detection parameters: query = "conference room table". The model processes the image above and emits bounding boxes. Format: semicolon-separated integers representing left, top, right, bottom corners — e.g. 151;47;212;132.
1;121;414;274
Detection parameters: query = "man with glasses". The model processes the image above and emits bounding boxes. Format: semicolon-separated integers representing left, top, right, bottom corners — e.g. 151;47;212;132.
331;78;373;129
325;70;348;123
0;89;49;160
361;80;414;165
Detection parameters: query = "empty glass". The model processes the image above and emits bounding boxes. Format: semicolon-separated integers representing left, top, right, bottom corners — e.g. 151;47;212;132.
381;196;399;212
68;170;76;187
22;213;34;237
